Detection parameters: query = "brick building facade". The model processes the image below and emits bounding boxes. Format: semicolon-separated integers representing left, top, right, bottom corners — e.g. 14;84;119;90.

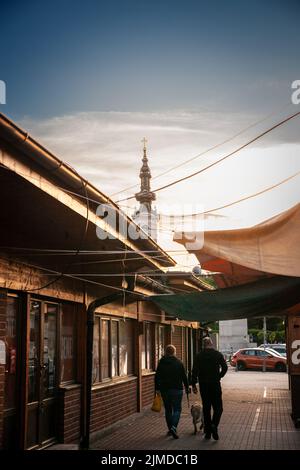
0;113;205;449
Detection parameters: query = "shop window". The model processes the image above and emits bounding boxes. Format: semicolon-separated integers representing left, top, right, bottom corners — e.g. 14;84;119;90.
142;322;155;371
101;319;110;379
28;300;40;403
157;325;167;361
93;319;100;383
119;320;134;376
60;304;77;384
4;296;18;410
111;320;119;377
93;317;135;383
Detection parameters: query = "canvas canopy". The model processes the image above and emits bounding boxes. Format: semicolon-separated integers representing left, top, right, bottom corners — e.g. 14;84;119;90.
150;276;300;323
174;204;300;279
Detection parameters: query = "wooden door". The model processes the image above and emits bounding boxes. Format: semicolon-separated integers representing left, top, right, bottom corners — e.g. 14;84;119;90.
26;300;59;449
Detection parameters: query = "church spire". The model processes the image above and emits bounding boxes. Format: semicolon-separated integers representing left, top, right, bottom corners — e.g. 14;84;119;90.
135;137;156;212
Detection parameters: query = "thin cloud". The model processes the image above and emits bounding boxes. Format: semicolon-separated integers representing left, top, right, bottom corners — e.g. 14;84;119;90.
19;109;300;232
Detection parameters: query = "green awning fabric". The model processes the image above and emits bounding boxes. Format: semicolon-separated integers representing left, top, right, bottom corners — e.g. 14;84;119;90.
150;276;300;323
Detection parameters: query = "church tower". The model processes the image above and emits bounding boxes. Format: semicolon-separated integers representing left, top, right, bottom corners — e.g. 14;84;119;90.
132;138;158;241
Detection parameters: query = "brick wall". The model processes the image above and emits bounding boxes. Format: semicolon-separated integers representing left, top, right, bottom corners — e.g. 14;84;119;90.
90;378;137;433
58;386;81;443
172;326;183;361
142;373;155;408
0;294;6;449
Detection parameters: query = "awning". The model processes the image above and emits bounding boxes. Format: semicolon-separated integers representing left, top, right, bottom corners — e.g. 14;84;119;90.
174;204;300;279
150;276;300;322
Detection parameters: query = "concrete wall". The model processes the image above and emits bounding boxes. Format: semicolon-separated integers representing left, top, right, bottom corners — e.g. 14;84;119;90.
219;319;249;353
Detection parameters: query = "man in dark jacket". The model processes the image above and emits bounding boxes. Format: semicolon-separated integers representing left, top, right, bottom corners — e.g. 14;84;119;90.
155;344;189;439
192;337;228;440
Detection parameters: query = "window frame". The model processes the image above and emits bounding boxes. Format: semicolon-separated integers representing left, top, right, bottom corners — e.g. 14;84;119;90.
256;350;270;357
59;302;78;385
142;321;155;372
157;324;167;363
93;315;135;385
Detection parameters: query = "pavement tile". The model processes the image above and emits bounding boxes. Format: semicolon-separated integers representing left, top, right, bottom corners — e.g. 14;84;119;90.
92;369;300;451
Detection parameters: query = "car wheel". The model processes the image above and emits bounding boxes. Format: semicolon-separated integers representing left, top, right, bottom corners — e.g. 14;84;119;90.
237;361;246;371
275;362;286;372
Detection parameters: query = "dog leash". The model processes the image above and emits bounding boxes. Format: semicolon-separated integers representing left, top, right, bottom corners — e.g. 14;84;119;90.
186;388;190;409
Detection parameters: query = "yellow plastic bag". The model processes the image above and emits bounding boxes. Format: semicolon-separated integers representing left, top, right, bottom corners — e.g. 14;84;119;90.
151;393;162;412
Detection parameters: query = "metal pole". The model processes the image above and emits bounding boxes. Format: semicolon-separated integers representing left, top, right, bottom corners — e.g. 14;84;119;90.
80;292;123;450
80;279;136;450
263;316;267;372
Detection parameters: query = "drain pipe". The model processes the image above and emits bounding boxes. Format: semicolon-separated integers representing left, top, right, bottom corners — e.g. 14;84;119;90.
80;282;136;450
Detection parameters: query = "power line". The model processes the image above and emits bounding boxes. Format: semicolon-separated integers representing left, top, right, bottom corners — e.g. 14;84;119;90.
2;166;298;257
25;172;90;292
70;254;169;266
110;103;292;198
116;110;300;202
10;258;193;298
100;170;300;231
0;164;177;262
16;271;205;278
158;170;300;219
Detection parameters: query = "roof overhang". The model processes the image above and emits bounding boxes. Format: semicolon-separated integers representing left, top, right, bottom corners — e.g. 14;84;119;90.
0;113;176;292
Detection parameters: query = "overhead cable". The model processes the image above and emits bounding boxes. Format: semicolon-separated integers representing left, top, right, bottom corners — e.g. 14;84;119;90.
116;110;300;202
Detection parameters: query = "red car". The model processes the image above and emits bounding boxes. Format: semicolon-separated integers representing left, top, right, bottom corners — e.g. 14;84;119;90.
230;348;287;372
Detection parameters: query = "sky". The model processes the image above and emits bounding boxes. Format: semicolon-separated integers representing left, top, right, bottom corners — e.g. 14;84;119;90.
1;0;300;267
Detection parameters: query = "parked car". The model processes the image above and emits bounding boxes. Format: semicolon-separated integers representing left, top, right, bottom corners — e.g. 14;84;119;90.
230;347;287;372
259;344;286;357
257;347;284;358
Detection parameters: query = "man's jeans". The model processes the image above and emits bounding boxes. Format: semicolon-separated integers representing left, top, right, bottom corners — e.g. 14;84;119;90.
161;389;183;430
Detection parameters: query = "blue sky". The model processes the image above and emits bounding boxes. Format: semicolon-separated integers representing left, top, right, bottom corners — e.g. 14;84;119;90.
1;0;300;263
1;0;299;118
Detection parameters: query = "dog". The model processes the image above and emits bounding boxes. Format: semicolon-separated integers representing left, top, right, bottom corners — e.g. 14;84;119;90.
191;402;204;435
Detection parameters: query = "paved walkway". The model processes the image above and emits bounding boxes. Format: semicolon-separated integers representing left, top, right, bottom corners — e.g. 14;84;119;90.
91;369;300;450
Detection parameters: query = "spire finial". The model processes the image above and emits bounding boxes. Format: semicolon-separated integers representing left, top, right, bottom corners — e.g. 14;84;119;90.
141;137;147;150
141;137;147;158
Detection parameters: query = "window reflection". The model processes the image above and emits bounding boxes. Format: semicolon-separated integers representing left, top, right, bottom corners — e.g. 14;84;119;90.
43;305;57;398
93;317;134;383
4;297;18;410
28;301;40;403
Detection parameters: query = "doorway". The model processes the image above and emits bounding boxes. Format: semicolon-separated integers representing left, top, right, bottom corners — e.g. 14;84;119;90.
26;300;59;449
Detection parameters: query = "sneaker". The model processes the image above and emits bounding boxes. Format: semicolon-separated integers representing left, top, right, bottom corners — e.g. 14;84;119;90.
211;424;219;440
170;426;179;439
166;430;172;436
